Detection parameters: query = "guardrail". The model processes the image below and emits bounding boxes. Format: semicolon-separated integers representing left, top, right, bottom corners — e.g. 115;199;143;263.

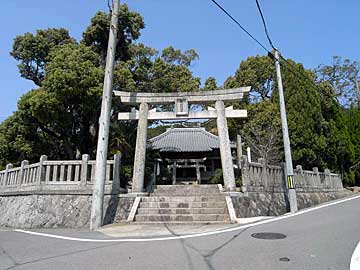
241;156;343;193
0;154;124;195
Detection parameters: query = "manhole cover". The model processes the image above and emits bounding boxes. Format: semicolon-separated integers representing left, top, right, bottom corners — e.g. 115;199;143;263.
251;232;287;240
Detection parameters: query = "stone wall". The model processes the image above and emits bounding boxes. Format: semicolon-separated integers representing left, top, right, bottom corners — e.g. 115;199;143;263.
0;194;134;229
232;190;352;218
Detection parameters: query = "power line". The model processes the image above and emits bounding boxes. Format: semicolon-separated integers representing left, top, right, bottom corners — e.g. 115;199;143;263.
255;0;276;50
210;0;331;100
253;0;331;96
107;0;112;12
210;0;272;54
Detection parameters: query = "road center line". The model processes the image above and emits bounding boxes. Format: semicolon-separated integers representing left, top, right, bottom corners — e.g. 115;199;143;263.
14;194;360;243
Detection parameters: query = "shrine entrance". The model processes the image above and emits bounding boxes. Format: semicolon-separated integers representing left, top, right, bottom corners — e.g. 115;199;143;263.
115;87;250;192
148;127;237;185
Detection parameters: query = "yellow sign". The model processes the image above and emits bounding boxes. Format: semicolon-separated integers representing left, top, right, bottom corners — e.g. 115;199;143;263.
287;175;295;189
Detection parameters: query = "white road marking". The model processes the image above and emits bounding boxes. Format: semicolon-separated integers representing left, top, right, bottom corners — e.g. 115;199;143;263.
13;194;360;243
350;241;360;270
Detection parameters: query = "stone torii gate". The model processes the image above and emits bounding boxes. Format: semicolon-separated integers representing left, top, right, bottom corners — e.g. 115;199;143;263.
115;87;250;192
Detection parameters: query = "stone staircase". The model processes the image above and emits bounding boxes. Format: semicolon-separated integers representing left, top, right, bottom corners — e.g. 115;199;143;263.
134;185;230;224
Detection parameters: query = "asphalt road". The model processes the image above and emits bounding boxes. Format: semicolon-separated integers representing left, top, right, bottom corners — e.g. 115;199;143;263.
1;195;359;270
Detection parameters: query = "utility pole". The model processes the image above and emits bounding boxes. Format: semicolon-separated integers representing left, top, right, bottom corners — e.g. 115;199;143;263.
274;49;298;213
90;0;119;230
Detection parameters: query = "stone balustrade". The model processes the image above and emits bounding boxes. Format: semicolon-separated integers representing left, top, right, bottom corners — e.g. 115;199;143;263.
0;154;124;195
241;156;343;193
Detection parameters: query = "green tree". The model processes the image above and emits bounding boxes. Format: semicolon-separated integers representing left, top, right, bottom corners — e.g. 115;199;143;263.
203;77;218;91
16;43;104;159
229;100;282;164
227;55;354;181
316;56;360;107
10;28;74;86
82;4;145;66
114;45;200;93
345;106;360;185
224;55;275;102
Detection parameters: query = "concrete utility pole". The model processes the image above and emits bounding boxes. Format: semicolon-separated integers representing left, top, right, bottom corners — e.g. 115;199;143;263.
90;0;120;230
274;49;298;213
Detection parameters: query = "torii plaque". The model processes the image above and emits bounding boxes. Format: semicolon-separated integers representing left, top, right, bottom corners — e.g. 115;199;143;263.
115;87;250;192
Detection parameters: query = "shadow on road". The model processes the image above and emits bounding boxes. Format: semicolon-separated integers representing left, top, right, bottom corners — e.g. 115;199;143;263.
163;223;249;270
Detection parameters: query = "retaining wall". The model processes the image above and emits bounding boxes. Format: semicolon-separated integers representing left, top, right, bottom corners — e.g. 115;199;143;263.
232;190;352;218
0;194;134;229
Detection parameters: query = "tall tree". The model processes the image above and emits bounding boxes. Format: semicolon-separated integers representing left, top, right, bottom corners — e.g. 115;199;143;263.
316;56;360;107
227;55;354;181
114;45;200;93
224;55;275;103
81;4;145;66
229;101;282;164
10;28;74;86
17;43;104;159
203;77;218;91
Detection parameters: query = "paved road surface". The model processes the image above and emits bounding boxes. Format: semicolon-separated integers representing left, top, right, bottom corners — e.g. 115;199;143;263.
1;195;359;270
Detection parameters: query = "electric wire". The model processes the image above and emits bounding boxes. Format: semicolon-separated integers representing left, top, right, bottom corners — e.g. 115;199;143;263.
210;0;330;98
210;0;272;54
253;0;322;90
108;0;112;12
255;0;276;50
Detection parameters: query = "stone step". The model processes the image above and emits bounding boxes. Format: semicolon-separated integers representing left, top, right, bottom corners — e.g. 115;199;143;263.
141;196;225;203
133;221;230;225
137;208;228;215
152;185;221;196
139;201;226;209
134;214;229;222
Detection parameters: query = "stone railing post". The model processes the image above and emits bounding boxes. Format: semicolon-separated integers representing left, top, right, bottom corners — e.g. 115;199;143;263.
112;153;121;194
258;158;267;189
81;154;90;185
295;165;303;189
3;164;13;187
37;155;47;185
313;167;319;188
324;169;331;190
241;155;249;193
19;160;29;186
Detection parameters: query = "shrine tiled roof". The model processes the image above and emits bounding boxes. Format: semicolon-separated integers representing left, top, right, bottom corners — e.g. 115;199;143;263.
148;128;235;152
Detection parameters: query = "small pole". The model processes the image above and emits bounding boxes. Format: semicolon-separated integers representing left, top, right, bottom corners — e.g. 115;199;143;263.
81;154;90;185
236;134;242;169
113;153;121;194
274;49;298;213
90;0;120;230
246;147;252;163
172;161;177;185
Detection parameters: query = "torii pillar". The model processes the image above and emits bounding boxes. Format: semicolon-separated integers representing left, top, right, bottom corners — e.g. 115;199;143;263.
215;100;236;191
132;102;149;193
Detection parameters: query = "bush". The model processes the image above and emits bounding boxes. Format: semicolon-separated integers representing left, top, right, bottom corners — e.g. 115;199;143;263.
210;169;223;185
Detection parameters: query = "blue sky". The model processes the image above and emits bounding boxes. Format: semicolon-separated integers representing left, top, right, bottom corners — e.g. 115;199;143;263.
1;0;359;121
